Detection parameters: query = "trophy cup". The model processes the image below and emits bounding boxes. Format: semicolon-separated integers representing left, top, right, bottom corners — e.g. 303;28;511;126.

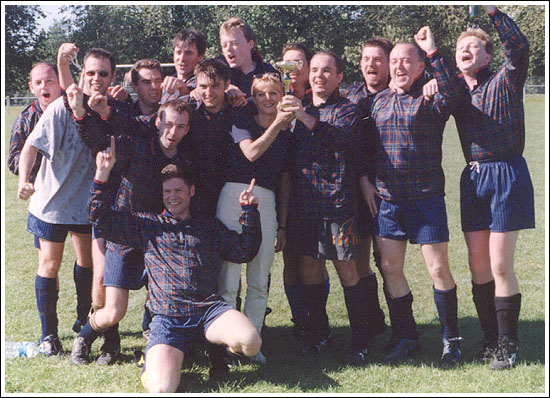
274;60;304;95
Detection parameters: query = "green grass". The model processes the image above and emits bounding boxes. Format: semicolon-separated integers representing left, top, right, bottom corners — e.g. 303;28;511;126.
2;96;546;393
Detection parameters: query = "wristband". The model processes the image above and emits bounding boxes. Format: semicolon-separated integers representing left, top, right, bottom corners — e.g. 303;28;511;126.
72;112;86;121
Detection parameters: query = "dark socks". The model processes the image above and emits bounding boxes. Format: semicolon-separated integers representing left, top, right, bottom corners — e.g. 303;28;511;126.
73;262;92;324
284;283;309;326
472;280;498;342
385;287;417;340
79;321;102;344
495;293;521;342
361;274;385;328
343;282;370;347
35;275;58;340
103;322;120;345
302;282;330;340
433;285;459;341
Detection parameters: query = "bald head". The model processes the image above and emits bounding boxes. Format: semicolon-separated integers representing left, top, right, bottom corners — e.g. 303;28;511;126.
389;42;426;93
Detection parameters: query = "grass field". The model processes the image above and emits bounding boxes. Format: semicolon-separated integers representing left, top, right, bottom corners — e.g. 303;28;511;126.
2;96;547;394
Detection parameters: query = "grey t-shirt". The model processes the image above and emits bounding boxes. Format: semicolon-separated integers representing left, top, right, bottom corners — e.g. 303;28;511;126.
27;96;95;225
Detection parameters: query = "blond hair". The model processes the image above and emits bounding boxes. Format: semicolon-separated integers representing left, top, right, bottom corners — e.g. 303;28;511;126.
220;17;255;42
251;74;283;97
457;28;494;56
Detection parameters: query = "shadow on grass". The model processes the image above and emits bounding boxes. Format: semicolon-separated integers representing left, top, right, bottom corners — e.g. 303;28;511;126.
170;317;544;393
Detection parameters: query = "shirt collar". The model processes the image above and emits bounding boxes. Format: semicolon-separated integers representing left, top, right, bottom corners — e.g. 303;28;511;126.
305;87;341;108
458;66;493;90
31;99;43;114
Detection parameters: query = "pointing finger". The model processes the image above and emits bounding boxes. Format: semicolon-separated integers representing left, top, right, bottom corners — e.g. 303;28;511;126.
247;178;256;194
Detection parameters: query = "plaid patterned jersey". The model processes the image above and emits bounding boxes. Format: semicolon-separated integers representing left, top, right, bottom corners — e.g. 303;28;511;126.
341;82;378;180
90;180;261;317
290;90;361;220
76;109;193;255
8;100;44;183
453;9;529;163
370;51;462;201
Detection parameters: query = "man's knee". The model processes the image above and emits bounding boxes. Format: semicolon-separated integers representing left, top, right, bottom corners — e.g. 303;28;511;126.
491;260;515;281
240;329;262;357
100;305;126;326
427;261;452;281
334;261;360;287
37;247;63;277
102;290;129;324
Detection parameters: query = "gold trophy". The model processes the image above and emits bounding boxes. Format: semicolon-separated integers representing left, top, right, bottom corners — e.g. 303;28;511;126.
274;60;304;95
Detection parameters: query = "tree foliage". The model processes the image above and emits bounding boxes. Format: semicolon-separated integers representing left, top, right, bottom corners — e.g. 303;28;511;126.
5;4;545;94
5;5;45;93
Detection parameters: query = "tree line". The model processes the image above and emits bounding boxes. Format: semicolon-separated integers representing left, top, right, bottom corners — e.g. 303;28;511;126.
5;4;546;94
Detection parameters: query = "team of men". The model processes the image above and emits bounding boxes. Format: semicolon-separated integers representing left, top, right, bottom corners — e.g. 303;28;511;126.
9;6;534;392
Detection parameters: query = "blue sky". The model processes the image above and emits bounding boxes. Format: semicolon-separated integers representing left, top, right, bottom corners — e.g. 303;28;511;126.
36;5;71;32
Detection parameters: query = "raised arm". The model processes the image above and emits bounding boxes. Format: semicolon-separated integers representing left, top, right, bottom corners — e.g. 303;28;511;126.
218;179;262;263
414;26;463;115
89;137;152;249
486;6;530;84
57;43;79;90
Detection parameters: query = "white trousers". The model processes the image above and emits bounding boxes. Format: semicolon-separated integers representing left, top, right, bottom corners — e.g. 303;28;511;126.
216;182;277;333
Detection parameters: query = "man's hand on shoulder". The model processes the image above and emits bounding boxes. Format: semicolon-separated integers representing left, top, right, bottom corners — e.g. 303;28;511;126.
107;85;129;102
226;85;247;107
162;76;188;96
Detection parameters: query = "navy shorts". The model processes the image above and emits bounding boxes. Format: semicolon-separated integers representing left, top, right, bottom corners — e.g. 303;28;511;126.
103;247;147;290
27;212;91;249
460;156;535;232
287;217;360;261
374;196;449;244
92;226;103;240
145;301;233;355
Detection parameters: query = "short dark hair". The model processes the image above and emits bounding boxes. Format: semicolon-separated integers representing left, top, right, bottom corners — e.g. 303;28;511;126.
392;42;426;63
173;28;207;56
312;50;344;74
362;37;394;59
282;42;313;63
158;99;193;125
84;48;117;74
29;62;59;80
160;163;195;187
130;58;163;85
194;58;231;84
